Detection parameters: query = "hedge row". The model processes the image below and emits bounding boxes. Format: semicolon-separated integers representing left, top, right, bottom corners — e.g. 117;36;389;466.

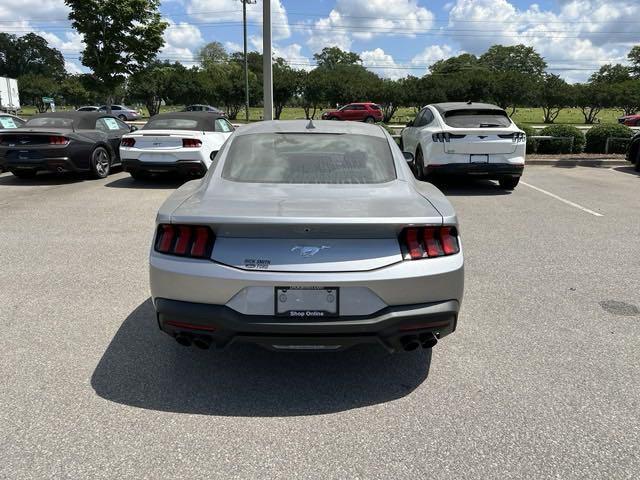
518;124;634;154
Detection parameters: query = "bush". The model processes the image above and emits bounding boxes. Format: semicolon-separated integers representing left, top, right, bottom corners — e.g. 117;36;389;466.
536;125;585;154
585;124;634;154
517;124;537;154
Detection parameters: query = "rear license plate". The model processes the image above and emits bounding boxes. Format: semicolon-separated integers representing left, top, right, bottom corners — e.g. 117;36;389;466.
470;154;489;163
18;150;30;160
275;287;339;317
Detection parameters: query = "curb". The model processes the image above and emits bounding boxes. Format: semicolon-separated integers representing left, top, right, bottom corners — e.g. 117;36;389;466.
526;159;628;167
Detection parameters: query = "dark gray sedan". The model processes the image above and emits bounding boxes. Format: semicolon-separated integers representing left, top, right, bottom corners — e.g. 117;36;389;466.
0;111;134;179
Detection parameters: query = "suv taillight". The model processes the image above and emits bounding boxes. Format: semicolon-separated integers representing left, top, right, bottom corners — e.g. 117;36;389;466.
182;138;202;148
154;224;215;259
121;138;135;147
400;227;459;260
49;136;69;145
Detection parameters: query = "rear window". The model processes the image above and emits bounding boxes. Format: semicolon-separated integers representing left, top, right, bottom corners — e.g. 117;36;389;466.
144;118;199;130
215;119;233;133
0;116;23;129
443;109;511;128
222;133;396;184
370;104;381;110
26;117;74;128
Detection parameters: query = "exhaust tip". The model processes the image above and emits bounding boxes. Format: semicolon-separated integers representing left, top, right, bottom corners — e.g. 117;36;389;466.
192;336;211;350
175;334;192;347
400;335;420;352
56;166;64;173
419;332;438;349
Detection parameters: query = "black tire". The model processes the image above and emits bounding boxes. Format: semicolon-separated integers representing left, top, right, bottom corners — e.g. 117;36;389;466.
90;146;111;179
634;149;640;172
328;116;338;121
11;169;37;179
364;116;375;124
499;176;520;190
414;148;425;180
129;170;150;180
118;114;127;121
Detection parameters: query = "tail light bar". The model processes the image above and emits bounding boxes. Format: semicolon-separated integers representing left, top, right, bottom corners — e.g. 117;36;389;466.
155;224;215;259
182;138;202;148
498;132;526;143
432;132;466;142
121;137;136;147
49;136;69;145
400;227;460;260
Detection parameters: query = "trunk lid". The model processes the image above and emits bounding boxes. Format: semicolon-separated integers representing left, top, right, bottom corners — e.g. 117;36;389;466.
130;130;201;149
170;179;443;272
0;130;64;146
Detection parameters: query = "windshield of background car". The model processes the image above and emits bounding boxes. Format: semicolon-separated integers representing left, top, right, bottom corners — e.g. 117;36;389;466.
222;133;396;184
25;117;74;128
144;118;200;130
0;116;22;128
443;109;511;128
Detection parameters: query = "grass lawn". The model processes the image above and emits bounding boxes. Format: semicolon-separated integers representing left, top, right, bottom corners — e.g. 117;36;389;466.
15;104;627;126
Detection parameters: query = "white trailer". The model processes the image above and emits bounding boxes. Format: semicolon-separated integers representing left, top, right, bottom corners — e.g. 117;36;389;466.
0;77;20;113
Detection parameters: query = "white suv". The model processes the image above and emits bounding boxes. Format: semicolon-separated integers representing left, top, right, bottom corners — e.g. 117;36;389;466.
401;102;526;190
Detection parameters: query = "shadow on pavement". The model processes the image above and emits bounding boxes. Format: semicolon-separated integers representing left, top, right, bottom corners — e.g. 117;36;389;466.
104;175;187;190
432;177;511;196
612;166;639;177
0;171;84;186
91;299;432;417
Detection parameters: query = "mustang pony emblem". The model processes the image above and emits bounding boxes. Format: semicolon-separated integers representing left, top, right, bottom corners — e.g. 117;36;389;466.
291;245;331;257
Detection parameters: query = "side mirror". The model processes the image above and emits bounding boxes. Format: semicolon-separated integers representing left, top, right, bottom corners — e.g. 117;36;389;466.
403;152;414;164
406;120;414;127
129;125;138;132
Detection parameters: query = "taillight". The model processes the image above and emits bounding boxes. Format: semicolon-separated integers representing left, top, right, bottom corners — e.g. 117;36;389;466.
432;132;465;142
155;224;214;259
49;135;69;145
182;138;202;148
400;227;459;260
121;137;136;147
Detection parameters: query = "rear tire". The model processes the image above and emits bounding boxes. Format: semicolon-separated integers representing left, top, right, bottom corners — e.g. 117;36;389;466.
11;170;36;179
414;148;425;180
90;146;111;179
364;116;375;124
634;149;640;172
328;116;338;121
118;114;127;121
499;176;520;190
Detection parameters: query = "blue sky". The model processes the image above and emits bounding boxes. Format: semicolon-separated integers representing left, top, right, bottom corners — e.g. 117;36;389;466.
2;0;638;83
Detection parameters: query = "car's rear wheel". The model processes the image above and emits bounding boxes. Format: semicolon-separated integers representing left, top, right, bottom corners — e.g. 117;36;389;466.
329;116;338;120
118;114;127;121
415;148;425;180
11;169;36;179
364;116;375;124
499;176;520;190
90;146;111;179
634;149;640;172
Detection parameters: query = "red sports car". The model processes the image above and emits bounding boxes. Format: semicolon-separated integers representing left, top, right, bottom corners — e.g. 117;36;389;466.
618;114;640;126
321;102;383;123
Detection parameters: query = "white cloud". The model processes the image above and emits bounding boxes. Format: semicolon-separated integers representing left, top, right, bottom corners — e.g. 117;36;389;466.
410;44;459;75
64;60;84;74
187;0;291;40
160;19;204;64
307;0;435;54
361;48;405;80
224;41;242;53
446;0;638;82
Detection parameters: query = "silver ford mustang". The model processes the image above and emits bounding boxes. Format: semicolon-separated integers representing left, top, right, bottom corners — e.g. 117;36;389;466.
150;120;464;353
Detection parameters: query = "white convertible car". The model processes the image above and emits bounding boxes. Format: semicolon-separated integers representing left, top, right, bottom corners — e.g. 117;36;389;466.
401;102;526;190
120;112;235;179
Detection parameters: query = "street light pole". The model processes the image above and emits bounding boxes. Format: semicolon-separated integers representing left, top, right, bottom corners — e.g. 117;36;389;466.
240;0;255;123
263;0;273;120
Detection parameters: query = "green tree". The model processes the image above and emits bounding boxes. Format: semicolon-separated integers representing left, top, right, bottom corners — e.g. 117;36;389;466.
198;41;229;69
573;82;612;124
430;53;478;75
479;44;547;77
60;75;94;107
536;74;571;124
491;71;538;115
65;0;168;111
611;80;640;116
0;33;65;79
589;64;631;84
18;74;60;112
128;61;175;116
313;47;361;67
273;59;300;120
299;68;327;119
373;78;403;123
627;46;640;78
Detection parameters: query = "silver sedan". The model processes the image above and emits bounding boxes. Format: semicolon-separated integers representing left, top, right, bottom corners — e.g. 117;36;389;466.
149;120;464;353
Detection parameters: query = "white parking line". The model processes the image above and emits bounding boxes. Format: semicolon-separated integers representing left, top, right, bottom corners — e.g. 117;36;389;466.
520;181;604;217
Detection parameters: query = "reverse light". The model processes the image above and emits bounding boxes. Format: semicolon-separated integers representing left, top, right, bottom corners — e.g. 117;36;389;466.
182;138;202;148
400;227;460;260
49;136;69;145
155;224;215;259
121;137;136;147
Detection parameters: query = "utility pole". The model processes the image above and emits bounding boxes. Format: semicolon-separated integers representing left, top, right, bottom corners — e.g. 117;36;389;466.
263;0;273;120
239;0;255;123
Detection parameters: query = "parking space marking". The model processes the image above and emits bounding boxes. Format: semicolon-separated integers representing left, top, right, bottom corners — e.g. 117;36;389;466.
521;181;604;217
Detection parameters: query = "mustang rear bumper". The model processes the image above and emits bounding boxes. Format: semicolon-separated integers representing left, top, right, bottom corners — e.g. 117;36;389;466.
122;159;206;176
155;297;459;352
5;156;87;173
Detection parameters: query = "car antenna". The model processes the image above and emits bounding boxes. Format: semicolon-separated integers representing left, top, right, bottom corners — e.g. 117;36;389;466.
466;100;473;105
306;118;316;130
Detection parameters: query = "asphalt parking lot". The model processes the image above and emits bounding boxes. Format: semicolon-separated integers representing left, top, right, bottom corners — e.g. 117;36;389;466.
1;165;639;479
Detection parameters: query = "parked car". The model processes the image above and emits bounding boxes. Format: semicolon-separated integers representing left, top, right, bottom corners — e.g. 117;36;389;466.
149;120;463;353
183;104;226;116
120;111;234;179
627;131;640;171
401;102;526;190
321;102;383;123
0;111;133;179
618;114;640;127
77;106;99;112
0;113;25;130
97;104;140;121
